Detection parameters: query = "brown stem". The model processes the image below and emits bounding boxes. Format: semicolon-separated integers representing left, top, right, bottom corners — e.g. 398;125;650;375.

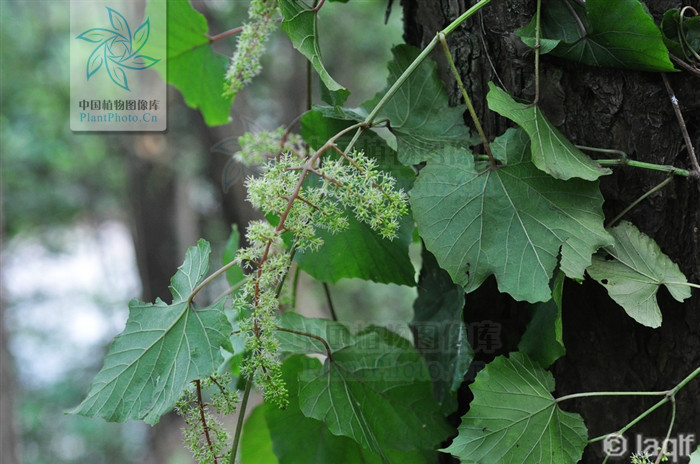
562;0;587;38
670;54;700;78
312;0;326;12
209;26;243;42
322;283;338;321
661;73;700;176
195;380;219;464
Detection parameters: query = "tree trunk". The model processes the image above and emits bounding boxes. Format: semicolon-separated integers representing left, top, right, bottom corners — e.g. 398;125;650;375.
402;1;700;462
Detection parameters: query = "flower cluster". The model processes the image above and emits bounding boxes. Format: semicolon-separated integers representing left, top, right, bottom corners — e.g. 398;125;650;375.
233;139;409;405
314;152;409;239
175;374;238;464
235;127;306;166
234;221;290;407
224;0;279;99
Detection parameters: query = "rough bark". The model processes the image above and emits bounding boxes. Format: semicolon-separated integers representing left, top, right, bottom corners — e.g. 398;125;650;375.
403;0;700;462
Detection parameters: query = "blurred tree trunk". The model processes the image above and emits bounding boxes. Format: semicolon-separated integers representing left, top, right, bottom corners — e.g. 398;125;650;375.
402;1;700;462
1;296;20;464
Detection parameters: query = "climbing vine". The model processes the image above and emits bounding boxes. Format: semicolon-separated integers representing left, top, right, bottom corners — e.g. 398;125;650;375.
72;0;700;463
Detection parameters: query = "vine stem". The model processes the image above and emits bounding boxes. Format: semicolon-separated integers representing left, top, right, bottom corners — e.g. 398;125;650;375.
582;366;700;445
661;73;700;176
438;32;494;167
555;390;668;403
228;380;251;464
655;397;676;464
607;176;673;227
209;26;243;42
189;260;243;305
322;282;338;321
595;159;691;177
344;0;493;154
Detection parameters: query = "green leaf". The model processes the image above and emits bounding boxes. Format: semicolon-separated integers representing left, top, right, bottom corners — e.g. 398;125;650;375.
689;446;700;464
70;240;232;424
487;83;610;181
276;312;354;354
661;9;700;61
263;355;428;464
309;44;477;164
411;246;472;414
240;405;279;464
586;221;692;328
295;110;416;286
295;323;453;456
222;224;245;288
364;45;476;164
443;352;588;464
518;271;566;368
294;211;415;285
279;0;349;106
410;129;612;303
145;0;233;125
518;0;676;71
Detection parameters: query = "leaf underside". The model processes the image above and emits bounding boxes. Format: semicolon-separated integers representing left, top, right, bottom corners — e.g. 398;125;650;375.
443;352;588;464
487;83;610;181
313;44;477;165
587;221;691;328
70;240;231;424
410;128;612;303
279;314;453;459
259;355;428;464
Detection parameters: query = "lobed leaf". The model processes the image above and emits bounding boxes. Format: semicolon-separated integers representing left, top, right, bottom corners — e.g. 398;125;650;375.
282;315;453;457
259;355;428;464
70;240;232;424
310;44;477;165
487;83;610;181
363;45;477;164
410;129;612;303
443;352;588;464
587;221;692;328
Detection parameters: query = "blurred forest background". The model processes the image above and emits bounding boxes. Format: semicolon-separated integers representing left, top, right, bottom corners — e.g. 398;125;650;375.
0;1;413;462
